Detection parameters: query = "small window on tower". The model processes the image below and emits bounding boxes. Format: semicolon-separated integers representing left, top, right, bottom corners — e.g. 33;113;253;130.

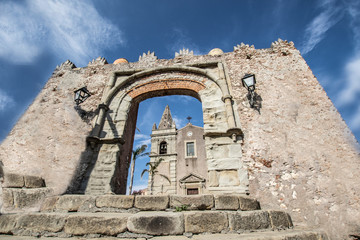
186;142;195;157
159;141;167;154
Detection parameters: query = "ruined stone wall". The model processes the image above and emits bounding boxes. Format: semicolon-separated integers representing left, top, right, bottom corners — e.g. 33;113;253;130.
0;61;109;195
226;40;360;239
0;41;359;238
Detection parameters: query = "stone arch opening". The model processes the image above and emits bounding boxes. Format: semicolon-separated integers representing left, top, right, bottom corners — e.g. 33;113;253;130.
159;141;167;155
84;64;248;195
126;94;203;195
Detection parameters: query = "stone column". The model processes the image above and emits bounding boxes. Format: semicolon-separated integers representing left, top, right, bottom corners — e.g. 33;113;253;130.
223;95;236;128
92;104;109;137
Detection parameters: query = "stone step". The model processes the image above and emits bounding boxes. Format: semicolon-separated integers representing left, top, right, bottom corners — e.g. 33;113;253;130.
2;187;53;213
40;194;260;213
0;210;294;237
0;229;329;239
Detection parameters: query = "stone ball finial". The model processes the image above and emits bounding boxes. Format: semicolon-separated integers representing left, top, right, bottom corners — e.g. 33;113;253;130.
208;48;224;56
113;58;129;64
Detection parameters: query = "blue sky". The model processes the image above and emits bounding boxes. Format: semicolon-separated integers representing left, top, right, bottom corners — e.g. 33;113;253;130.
0;0;359;192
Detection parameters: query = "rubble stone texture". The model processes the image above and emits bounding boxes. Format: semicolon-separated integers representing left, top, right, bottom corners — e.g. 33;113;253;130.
0;40;359;239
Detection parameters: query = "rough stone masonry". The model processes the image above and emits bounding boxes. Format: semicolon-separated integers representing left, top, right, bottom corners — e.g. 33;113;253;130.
0;40;359;239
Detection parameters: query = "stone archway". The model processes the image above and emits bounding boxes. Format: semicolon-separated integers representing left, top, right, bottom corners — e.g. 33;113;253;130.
84;63;248;195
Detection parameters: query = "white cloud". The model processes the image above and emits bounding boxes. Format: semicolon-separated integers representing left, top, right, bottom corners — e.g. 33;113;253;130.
173;115;186;129
135;138;151;148
349;104;360;131
300;0;343;55
0;2;44;63
0;0;124;65
169;28;204;56
337;56;360;106
0;89;15;112
134;133;150;141
347;1;360;50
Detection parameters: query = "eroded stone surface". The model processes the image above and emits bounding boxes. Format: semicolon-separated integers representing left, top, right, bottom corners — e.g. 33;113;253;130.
215;195;239;210
228;211;270;231
96;195;134;209
268;210;293;229
184;211;228;233
3;188;53;211
24;175;45;188
170;195;214;210
0;214;20;234
40;196;59;212
239;196;260;211
3;173;24;188
134;196;169;210
127;211;184;235
64;213;129;236
17;213;67;233
55;195;93;212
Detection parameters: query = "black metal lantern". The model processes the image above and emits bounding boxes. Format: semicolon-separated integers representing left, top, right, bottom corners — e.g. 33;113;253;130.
74;87;91;105
242;74;256;91
242;74;256;107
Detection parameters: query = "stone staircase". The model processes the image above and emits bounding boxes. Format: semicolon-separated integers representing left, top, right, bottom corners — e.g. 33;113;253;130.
0;194;329;239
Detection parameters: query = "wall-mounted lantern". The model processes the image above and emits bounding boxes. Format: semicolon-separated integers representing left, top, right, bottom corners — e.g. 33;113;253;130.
242;74;256;108
74;87;91;105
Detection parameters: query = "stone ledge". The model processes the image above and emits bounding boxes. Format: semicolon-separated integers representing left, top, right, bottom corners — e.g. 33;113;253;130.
39;194;261;213
0;229;330;239
0;210;297;237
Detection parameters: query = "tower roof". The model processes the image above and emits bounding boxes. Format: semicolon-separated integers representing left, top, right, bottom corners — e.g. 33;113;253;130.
158;105;175;129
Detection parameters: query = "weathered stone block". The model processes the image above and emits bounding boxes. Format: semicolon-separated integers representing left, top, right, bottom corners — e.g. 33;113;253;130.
40;196;59;212
0;214;20;234
218;170;240;186
10;188;52;210
55;195;93;212
184;211;228;233
127;212;184;235
228;211;270;231
239;196;260;211
134;195;169;210
3;173;24;188
64;213;130;236
208;171;219;187
268;210;293;229
170;195;214;210
24;175;45;188
1;188;14;209
17;213;67;232
214;195;239;210
96;195;134;209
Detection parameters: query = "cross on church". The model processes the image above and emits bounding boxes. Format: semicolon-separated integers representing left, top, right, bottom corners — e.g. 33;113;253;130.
187;116;192;123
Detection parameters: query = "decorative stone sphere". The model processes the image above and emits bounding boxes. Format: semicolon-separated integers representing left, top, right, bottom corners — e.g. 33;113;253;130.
208;48;224;56
113;58;129;64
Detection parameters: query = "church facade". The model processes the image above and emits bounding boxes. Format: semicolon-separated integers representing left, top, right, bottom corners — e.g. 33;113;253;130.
149;105;207;195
